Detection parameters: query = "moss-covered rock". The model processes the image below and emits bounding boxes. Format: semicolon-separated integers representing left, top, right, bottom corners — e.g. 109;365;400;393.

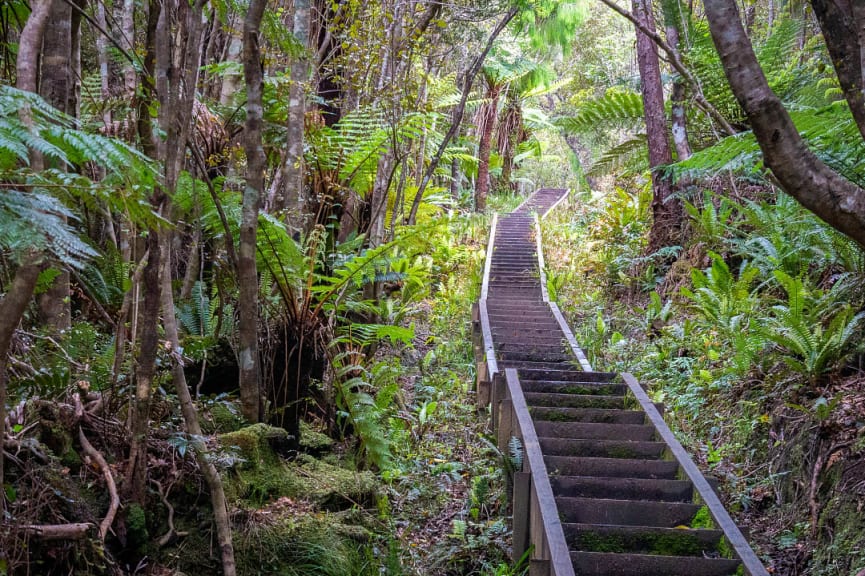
219;424;377;508
299;420;334;453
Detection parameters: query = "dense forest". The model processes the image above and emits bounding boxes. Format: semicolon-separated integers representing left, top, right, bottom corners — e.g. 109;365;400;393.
1;0;864;574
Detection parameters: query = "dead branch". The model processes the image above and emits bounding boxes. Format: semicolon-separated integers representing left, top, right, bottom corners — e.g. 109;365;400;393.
151;478;188;547
78;426;120;541
19;523;93;541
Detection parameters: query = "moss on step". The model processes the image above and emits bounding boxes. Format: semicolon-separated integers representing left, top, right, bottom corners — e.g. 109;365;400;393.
574;528;717;556
690;505;713;529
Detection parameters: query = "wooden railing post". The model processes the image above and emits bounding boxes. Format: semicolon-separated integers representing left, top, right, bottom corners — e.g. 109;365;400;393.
490;371;505;432
513;471;531;561
471;302;481;361
497;397;514;451
476;360;490;409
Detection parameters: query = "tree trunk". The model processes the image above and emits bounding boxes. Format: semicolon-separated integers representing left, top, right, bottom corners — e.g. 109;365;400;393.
125;0;161;509
38;0;74;331
662;4;692;161
284;0;310;228
632;0;681;251
238;0;267;423
17;0;52;94
810;0;865;142
219;27;243;107
125;230;160;506
0;260;43;503
159;232;237;576
704;0;865;247
407;7;518;224
120;0;137;100
4;1;55;495
96;0;113;126
476;83;502;212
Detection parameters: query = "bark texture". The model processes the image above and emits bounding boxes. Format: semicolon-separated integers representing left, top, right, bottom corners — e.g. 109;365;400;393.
38;0;74;331
239;0;268;422
664;17;692;161
632;0;681;250
284;0;311;226
810;0;865;142
704;0;865;247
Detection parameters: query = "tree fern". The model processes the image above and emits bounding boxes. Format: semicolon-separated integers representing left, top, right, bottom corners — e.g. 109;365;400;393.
0;190;97;267
556;89;644;134
587;134;649;177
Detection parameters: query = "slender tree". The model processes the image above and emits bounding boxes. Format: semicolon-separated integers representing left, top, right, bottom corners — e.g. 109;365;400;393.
632;0;681;250
1;0;53;497
239;0;268;422
284;0;311;226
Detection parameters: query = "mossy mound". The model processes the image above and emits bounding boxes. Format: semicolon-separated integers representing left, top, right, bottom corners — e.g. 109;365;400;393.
219;424;377;508
201;400;247;434
299;420;334;453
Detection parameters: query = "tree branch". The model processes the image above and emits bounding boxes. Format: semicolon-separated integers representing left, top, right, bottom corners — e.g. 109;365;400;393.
597;0;736;136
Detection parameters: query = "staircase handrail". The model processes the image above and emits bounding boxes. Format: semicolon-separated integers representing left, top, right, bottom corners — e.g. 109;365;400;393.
503;368;576;576
621;373;769;576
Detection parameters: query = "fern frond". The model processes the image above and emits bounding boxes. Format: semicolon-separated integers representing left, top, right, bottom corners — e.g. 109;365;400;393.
556;89;644;134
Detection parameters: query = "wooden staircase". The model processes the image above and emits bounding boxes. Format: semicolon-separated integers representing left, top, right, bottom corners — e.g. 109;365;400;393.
473;188;768;576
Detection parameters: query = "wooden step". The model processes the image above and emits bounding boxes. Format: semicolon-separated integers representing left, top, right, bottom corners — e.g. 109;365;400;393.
525;392;625;410
530;407;646;425
540;437;666;459
519;380;626;395
570;551;741;576
564;523;725;556
556;497;701;527
534;421;656;441
551;476;693;502
545;456;680;479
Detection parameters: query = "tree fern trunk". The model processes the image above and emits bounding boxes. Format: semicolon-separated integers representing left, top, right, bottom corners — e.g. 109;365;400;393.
476;83;501;212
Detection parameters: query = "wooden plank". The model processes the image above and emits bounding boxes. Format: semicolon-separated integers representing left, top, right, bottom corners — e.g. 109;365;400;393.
621;372;769;576
541;188;569;218
513;471;531;560
549;302;593;371
530;559;551;576
498;398;514;451
480;213;498;302
505;368;576;576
